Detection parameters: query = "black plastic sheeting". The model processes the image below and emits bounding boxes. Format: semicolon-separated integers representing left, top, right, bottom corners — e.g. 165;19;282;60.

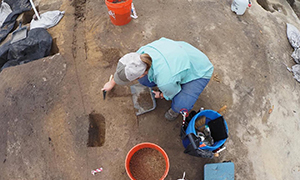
183;133;214;158
0;0;31;43
0;28;52;71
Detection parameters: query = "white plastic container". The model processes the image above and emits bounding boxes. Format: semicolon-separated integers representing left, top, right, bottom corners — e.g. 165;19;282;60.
231;0;250;15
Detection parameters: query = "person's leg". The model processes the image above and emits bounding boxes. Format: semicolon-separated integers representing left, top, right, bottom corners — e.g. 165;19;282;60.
171;78;210;113
138;75;157;87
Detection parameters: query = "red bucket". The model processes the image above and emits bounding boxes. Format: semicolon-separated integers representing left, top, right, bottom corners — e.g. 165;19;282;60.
125;142;170;180
105;0;132;26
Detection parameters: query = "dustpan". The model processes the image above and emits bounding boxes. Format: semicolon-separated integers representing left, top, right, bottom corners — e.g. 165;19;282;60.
130;83;156;115
11;22;27;44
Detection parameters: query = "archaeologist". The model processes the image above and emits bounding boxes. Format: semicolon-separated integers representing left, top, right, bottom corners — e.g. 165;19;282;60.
101;37;214;121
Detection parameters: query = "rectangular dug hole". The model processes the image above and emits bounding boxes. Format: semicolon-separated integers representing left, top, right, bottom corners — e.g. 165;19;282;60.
87;113;105;147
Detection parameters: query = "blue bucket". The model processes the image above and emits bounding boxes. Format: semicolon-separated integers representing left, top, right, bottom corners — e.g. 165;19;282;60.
182;110;228;151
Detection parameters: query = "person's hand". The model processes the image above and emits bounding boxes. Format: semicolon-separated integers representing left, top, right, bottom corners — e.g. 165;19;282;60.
152;90;164;99
101;78;116;92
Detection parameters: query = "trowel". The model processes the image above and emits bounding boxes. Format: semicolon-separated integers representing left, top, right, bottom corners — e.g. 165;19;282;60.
103;75;113;100
130;83;156;116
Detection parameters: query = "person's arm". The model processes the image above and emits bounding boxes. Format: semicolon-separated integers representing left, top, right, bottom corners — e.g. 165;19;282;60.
101;77;116;92
159;82;181;100
151;83;181;100
152;90;164;99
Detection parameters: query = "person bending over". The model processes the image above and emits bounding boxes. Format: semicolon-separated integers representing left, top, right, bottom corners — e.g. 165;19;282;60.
102;37;214;121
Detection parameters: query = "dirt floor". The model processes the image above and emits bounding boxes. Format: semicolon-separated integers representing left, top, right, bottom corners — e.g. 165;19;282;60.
0;0;300;179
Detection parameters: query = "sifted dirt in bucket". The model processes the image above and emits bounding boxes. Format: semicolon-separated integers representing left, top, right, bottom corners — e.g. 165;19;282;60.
136;91;153;111
87;113;106;147
129;148;166;180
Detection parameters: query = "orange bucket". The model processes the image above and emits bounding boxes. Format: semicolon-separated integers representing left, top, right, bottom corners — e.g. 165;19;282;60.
125;142;170;180
105;0;132;26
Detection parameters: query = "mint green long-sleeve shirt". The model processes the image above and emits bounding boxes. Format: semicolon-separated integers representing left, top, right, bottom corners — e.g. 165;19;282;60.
137;37;214;100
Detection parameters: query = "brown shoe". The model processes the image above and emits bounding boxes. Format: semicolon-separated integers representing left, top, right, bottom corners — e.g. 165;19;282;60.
165;108;179;121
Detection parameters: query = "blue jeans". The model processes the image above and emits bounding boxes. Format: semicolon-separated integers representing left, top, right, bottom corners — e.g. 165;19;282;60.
138;75;210;113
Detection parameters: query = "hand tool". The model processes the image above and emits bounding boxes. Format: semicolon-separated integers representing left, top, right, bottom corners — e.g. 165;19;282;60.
103;75;113;100
29;0;41;20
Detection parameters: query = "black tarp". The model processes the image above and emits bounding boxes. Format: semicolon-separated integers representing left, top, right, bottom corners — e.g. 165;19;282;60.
183;133;214;158
0;28;52;70
0;0;31;43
